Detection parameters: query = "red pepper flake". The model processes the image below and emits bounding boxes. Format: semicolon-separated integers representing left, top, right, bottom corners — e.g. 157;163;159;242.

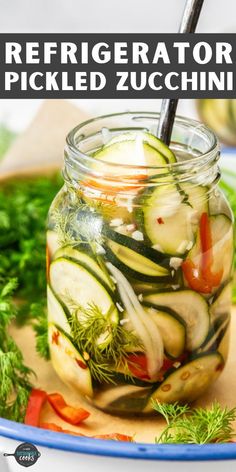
76;358;88;370
157;217;164;225
52;330;60;345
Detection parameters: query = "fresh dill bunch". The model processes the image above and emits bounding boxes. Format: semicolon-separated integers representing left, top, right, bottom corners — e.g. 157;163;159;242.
30;301;50;360
0;173;63;313
153;400;236;444
68;300;140;384
0;277;32;422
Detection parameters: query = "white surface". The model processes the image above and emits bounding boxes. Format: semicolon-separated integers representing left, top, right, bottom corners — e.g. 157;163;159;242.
0;0;235;33
0;436;236;472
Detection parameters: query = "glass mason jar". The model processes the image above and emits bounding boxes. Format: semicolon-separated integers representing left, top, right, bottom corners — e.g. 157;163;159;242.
47;112;234;415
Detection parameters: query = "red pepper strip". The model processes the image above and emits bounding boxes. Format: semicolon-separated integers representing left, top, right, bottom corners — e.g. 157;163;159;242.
127;354;176;380
41;424;133;441
24;389;47;427
40;423;86;436
127;354;150;380
200;212;223;286
47;393;90;425
182;259;213;294
93;433;134;442
182;212;223;294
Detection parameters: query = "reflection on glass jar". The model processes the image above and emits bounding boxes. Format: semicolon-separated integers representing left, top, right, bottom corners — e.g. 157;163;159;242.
47;112;234;415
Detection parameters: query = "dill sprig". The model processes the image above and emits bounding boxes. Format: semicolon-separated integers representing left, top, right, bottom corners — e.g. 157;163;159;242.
68;299;141;384
153;400;236;444
0;277;32;421
30;302;50;360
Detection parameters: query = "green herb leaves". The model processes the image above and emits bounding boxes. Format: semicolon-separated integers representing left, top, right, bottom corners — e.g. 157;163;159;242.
69;301;141;384
153;400;236;444
0;277;32;421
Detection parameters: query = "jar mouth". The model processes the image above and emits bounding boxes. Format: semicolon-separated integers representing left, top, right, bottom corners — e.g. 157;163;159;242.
65;111;219;174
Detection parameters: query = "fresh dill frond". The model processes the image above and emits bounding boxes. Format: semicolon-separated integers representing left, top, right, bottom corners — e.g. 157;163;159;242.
0;277;32;422
52;208;77;247
51;201;104;249
152;400;190;425
30;302;50;360
88;358;115;384
68;300;141;384
153;400;236;444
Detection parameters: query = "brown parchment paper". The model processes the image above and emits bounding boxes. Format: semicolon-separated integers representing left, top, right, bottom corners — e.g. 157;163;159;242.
10;308;236;444
2;99;236;442
0;99;89;180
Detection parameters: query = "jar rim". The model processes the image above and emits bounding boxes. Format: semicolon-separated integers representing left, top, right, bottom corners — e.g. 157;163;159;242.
65;111;219;174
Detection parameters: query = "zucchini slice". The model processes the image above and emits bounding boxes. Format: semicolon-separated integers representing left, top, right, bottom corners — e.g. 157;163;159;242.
210;281;232;323
53;244;113;291
105;242;171;283
143;290;209;351
142;183;208;255
144;352;224;411
197;316;230;355
93;384;151;413
50;257;119;346
144;306;186;359
49;323;93;397
47;285;71;334
93;140;167;169
104;131;177;164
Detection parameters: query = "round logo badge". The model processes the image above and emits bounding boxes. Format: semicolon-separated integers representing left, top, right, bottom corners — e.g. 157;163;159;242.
4;442;41;467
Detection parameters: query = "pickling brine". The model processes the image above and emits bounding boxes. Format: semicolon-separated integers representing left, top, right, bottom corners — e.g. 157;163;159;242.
47;113;234;415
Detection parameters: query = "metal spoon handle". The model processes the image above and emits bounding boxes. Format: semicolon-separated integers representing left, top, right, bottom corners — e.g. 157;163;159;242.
157;0;205;144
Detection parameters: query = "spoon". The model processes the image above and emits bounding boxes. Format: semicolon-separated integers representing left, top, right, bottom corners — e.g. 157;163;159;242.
157;0;205;145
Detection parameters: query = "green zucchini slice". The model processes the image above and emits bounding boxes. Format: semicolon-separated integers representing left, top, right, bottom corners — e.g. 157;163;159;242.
49;323;93;397
105;241;171;283
143;290;209;351
49;257;118;347
54;245;113;291
197;316;230;355
93;140;167;168
210;281;232;323
142;183;208;255
93;384;151;413
104;131;177;164
144;306;186;359
144;352;224;412
47;285;71;334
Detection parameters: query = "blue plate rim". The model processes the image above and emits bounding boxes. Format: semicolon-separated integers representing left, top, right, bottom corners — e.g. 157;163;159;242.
0;417;236;461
